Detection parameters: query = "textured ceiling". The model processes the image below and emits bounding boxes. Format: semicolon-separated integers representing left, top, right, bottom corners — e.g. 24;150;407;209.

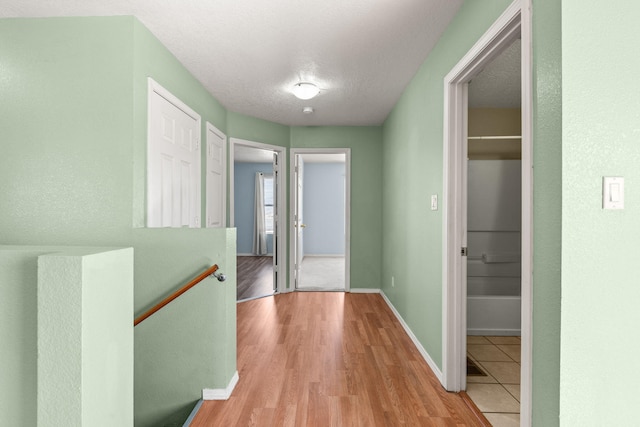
2;0;464;126
469;38;521;109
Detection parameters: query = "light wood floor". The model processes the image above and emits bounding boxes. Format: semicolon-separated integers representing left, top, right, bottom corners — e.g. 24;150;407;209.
237;256;274;301
191;292;484;426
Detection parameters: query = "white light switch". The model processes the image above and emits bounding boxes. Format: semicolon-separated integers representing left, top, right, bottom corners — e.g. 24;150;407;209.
431;195;438;211
603;177;624;209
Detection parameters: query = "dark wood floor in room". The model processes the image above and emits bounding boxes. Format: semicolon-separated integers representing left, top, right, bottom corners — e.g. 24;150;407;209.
191;292;484;426
236;256;273;301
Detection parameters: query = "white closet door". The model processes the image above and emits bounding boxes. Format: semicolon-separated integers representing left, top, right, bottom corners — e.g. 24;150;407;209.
147;79;201;228
206;122;226;228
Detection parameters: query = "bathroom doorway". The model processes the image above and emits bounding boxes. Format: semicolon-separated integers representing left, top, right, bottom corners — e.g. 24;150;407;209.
465;36;523;420
442;2;533;425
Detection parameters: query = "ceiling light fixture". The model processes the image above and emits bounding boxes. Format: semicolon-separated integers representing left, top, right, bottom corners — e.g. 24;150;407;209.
292;82;320;100
303;106;314;114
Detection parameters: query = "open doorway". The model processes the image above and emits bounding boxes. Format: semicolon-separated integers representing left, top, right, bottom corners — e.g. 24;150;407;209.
230;138;286;301
290;148;350;292
443;2;533;426
465;37;522;423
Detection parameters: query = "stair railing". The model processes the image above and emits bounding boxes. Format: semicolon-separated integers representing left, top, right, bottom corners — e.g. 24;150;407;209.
134;264;226;326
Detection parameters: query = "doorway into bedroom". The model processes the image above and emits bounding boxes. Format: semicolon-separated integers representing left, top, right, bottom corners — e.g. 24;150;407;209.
291;149;350;292
231;138;286;302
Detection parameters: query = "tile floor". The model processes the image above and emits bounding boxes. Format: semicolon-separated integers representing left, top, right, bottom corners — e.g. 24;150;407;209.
467;335;521;427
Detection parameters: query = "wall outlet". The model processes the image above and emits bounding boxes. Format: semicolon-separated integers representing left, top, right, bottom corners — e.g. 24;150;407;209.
391;276;395;287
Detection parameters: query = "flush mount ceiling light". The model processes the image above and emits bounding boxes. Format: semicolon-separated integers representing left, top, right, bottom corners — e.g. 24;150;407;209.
292;82;320;100
302;106;314;114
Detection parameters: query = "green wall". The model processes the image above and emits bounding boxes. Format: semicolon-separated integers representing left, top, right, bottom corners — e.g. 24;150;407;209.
132;229;236;427
0;17;236;426
381;0;512;369
227;110;290;147
0;246;135;427
38;247;134;427
0;17;135;245
0;248;47;427
532;0;562;424
560;1;640;425
290;126;383;289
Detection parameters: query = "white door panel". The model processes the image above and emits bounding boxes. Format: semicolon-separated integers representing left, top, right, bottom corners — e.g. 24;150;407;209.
206;123;227;228
147;79;201;228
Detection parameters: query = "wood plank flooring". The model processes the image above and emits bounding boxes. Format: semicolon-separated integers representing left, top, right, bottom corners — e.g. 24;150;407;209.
237;256;274;301
191;292;484;426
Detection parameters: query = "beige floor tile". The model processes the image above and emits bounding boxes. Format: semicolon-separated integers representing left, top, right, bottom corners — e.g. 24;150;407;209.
467;354;497;383
467;373;498;384
484;413;520;427
503;384;520;402
486;336;521;345
466;383;520;413
479;361;521;384
468;344;512;362
467;335;491;344
497;344;521;362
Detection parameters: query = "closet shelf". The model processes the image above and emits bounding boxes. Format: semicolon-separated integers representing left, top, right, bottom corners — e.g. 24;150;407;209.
468;135;521;140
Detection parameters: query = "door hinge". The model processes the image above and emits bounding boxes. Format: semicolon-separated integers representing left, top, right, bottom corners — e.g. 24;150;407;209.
461;247;468;256
195;139;200;149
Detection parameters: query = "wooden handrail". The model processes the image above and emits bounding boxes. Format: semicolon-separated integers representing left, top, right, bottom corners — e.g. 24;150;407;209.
134;264;219;326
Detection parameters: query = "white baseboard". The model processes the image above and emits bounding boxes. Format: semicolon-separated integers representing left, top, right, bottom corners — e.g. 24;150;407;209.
202;371;239;400
303;254;345;257
378;291;444;383
349;288;380;294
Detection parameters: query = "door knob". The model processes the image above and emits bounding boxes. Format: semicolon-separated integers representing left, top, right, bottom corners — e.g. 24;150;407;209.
300;223;307;228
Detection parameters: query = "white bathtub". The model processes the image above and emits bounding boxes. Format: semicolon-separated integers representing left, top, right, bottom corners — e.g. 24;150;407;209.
467;295;521;336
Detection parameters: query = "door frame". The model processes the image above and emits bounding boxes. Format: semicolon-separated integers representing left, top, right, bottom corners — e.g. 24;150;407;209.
229;138;287;294
441;0;533;426
289;148;351;292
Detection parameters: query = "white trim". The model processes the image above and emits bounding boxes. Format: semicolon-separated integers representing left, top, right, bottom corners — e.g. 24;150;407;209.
442;1;532;426
202;371;239;400
148;78;200;120
348;288;380;294
379;291;443;383
205;122;227;228
229;138;287;294
349;289;443;381
289;148;351;293
303;254;345;257
519;1;533;425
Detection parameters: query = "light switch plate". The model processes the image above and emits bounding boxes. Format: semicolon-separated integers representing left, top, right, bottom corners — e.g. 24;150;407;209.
603;177;624;210
431;195;438;211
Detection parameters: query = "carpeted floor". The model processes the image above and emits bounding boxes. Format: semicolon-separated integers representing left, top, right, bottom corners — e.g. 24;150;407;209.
297;256;346;290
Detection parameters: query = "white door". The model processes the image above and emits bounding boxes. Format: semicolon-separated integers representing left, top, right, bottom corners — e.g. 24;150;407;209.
147;79;201;228
272;152;279;291
294;155;305;288
206;123;226;228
